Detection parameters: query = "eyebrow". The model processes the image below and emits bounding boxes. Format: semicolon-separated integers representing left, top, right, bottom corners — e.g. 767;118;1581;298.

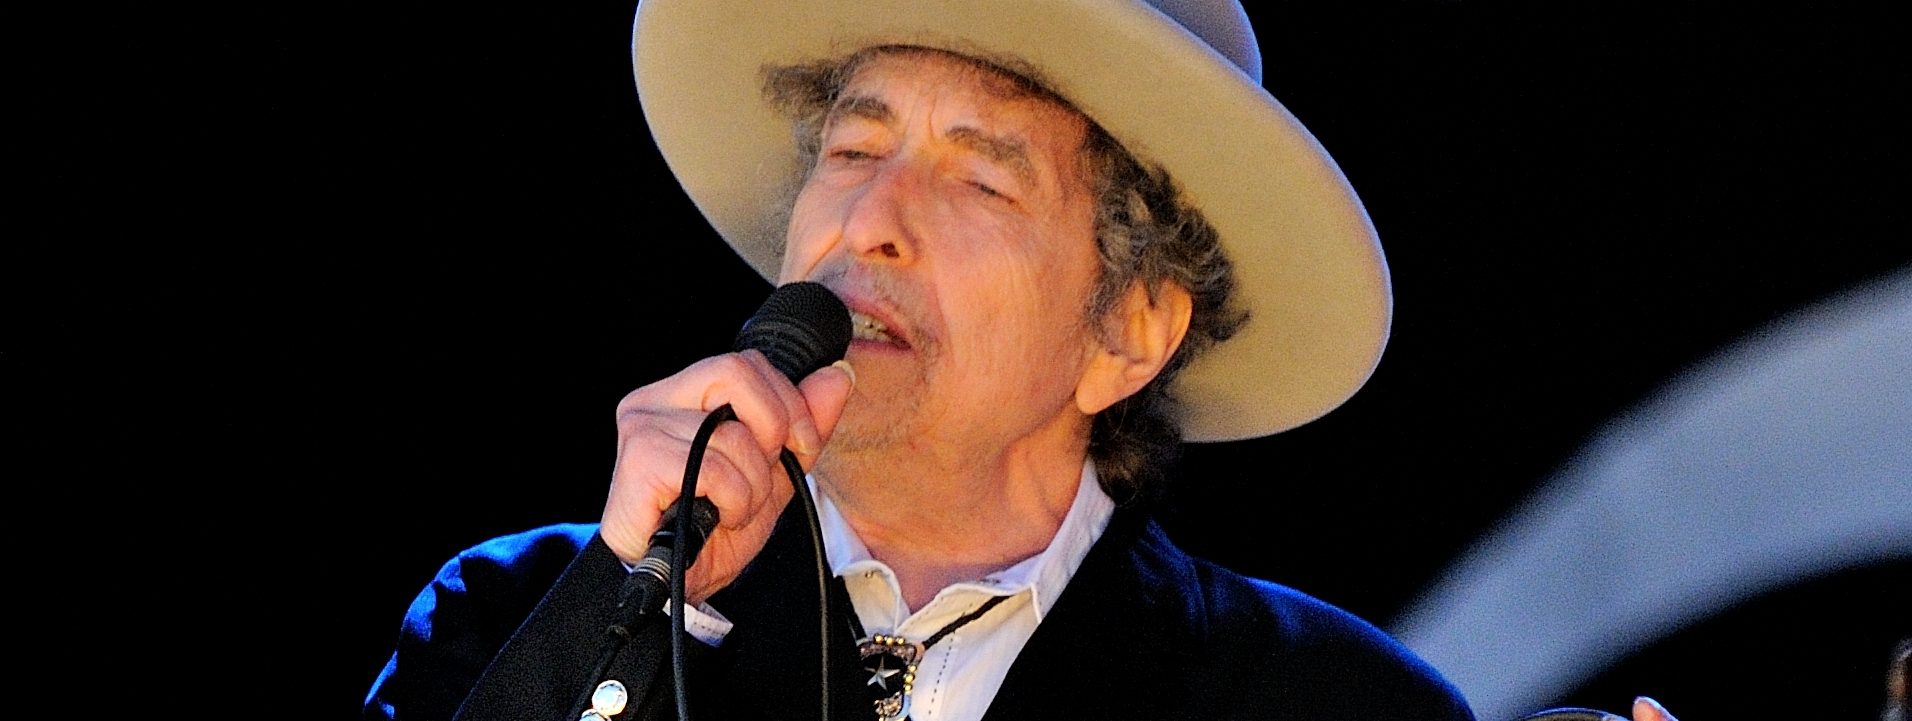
827;93;1038;189
827;93;894;126
946;127;1036;188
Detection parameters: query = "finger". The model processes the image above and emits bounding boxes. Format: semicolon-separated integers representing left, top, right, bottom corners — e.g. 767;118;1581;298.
732;350;823;458
601;352;806;564
680;479;791;603
615;352;786;436
690;418;776;529
601;407;771;557
600;413;683;560
613;350;818;462
793;359;856;468
1632;697;1676;721
677;351;801;462
602;415;689;526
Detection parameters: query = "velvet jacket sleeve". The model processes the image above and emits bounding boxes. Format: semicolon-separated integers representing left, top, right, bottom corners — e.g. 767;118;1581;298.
363;523;705;721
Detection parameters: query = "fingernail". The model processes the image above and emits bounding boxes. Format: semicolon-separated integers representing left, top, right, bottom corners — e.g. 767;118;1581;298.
1635;697;1670;718
831;359;857;388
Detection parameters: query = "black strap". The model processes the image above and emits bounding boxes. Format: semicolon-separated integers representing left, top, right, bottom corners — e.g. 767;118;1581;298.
919;595;1010;649
838;578;1013;652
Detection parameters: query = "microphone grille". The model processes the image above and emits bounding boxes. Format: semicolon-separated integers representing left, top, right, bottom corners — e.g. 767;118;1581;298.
732;281;853;383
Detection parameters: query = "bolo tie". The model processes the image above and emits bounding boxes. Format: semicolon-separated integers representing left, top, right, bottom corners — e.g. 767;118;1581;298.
842;590;1012;721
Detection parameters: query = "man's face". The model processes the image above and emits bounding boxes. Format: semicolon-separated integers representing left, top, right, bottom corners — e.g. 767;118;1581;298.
778;49;1105;466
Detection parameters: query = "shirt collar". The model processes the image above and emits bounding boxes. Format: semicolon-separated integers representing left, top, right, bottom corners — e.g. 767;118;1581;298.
812;458;1116;620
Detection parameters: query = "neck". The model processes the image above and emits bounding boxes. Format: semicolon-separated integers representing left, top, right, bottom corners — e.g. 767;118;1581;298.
817;426;1088;610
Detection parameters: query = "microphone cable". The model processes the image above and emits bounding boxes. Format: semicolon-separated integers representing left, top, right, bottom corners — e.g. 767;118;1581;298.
659;408;831;721
645;281;849;721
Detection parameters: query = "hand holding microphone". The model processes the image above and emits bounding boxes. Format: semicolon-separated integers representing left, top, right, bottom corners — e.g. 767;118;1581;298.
601;281;853;607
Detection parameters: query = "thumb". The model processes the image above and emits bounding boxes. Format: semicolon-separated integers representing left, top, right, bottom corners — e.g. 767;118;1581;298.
795;359;856;462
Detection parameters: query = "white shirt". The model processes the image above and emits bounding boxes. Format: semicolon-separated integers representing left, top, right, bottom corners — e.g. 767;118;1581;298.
681;459;1116;721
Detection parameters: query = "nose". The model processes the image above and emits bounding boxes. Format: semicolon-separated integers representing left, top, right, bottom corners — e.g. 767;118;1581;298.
838;158;919;265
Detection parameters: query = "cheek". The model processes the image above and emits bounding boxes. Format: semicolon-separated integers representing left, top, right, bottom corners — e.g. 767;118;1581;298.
945;251;1087;367
778;186;835;282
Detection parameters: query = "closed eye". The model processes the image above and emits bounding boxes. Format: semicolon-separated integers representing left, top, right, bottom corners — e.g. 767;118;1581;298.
970;180;1015;204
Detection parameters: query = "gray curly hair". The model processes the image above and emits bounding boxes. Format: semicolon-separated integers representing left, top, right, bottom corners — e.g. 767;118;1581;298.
762;45;1246;503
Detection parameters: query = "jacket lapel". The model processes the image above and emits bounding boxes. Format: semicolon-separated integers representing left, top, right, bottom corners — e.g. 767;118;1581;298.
706;502;1206;721
700;502;872;721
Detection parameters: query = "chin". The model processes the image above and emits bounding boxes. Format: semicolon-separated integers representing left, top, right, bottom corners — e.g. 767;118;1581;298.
824;408;912;456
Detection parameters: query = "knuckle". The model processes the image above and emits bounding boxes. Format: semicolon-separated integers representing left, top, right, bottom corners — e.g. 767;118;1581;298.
614;406;666;435
711;353;755;378
711;421;764;458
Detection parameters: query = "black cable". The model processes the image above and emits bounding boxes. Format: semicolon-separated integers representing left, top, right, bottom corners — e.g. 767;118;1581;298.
781;449;831;721
664;411;831;721
670;404;735;721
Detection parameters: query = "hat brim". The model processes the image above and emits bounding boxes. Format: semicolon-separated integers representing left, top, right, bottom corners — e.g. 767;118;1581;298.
633;0;1391;442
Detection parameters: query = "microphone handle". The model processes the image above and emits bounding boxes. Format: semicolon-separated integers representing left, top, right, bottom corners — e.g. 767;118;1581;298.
634;495;721;586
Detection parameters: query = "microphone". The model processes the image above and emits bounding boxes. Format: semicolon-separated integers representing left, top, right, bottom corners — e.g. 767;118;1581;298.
625;281;852;608
731;280;855;383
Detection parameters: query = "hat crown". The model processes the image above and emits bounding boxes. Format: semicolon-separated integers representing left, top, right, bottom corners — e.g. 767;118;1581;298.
1144;0;1262;82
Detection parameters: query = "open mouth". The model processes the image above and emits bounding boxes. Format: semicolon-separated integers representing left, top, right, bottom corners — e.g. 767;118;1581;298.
850;310;910;349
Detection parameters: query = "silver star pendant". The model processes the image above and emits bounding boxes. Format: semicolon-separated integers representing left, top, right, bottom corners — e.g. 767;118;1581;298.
857;635;924;720
865;653;903;691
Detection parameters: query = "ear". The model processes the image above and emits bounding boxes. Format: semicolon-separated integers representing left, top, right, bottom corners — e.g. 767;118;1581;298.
1075;280;1193;416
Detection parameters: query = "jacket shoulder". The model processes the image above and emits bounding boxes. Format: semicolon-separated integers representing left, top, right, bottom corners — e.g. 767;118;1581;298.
458;523;600;584
364;523;602;719
1154;526;1475;720
427;523;602;629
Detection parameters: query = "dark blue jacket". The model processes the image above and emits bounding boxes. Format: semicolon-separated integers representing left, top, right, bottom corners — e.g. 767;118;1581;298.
366;503;1475;721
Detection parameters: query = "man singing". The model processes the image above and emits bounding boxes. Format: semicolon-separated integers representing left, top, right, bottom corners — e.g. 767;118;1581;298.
366;2;1678;720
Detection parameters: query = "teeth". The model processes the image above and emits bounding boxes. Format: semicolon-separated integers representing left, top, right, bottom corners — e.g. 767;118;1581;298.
850;311;895;344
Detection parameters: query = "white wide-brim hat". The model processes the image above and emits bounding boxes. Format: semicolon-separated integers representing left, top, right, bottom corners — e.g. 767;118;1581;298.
632;0;1391;442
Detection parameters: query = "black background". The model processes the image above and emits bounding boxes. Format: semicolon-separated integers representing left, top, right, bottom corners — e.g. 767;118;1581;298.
11;1;1907;718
